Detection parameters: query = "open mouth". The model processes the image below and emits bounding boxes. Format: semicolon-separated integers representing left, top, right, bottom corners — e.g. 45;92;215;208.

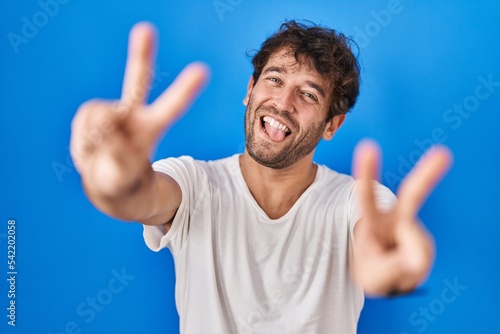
261;116;292;142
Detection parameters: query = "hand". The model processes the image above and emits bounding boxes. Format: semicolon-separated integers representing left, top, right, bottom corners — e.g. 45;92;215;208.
351;140;452;297
70;23;208;198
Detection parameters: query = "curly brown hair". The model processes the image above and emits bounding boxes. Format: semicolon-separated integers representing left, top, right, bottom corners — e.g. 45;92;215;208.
249;20;360;121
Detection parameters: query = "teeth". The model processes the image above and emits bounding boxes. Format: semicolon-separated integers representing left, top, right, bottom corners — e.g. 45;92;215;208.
263;116;290;133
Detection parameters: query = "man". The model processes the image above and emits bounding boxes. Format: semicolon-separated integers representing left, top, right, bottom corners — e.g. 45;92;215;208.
70;21;451;333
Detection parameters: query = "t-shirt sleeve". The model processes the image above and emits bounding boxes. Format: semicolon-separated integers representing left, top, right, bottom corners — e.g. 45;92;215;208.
348;180;397;241
142;156;207;254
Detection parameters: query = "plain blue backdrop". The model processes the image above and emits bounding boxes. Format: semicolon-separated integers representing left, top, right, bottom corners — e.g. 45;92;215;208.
1;0;499;333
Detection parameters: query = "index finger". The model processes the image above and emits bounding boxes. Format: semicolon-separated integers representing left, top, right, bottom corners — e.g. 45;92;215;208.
121;22;157;107
353;140;382;219
397;146;453;218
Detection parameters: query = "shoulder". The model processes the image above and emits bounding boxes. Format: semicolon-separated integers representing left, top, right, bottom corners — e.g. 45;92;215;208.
152;155;199;172
315;164;356;193
316;164;395;197
304;164;358;210
202;154;241;186
152;154;239;181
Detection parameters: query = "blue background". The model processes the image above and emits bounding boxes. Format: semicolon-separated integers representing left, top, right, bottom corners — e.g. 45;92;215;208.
1;0;499;333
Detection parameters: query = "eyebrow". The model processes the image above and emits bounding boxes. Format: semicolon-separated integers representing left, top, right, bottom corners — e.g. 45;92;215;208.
263;66;285;75
305;81;326;99
262;66;327;99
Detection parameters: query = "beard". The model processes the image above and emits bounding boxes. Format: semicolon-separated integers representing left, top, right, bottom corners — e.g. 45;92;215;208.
244;97;326;169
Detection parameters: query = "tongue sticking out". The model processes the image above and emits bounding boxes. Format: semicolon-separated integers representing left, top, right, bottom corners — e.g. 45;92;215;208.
264;122;287;142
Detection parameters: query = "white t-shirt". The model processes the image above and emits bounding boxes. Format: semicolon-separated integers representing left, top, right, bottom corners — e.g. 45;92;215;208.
143;154;396;334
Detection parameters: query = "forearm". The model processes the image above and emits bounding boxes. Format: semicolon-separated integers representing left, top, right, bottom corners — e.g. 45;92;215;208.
81;161;160;222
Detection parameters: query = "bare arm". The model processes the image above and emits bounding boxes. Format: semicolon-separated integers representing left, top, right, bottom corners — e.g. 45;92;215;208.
70;23;208;225
350;140;452;296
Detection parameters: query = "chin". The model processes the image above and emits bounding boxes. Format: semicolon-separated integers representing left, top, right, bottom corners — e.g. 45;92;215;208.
246;145;295;169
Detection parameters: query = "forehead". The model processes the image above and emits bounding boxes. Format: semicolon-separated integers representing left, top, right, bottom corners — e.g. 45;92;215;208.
263;48;325;82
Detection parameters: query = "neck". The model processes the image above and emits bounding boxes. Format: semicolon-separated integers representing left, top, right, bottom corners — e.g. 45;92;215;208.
239;150;318;219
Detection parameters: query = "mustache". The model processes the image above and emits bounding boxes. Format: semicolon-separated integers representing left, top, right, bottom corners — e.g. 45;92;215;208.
256;105;298;130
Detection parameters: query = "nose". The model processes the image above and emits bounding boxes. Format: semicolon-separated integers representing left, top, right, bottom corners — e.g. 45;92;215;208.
272;88;295;113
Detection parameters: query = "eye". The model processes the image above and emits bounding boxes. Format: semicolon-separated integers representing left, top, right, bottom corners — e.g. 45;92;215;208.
302;91;319;102
267;77;282;85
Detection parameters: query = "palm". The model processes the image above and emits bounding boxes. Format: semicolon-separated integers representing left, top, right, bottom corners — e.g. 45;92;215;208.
351;140;452;296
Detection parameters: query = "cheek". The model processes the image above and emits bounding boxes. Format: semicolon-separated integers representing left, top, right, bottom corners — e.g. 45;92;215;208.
299;117;326;136
251;83;276;100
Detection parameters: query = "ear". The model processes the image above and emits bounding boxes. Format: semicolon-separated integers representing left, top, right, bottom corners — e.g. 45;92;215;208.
322;114;346;141
243;75;255;106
